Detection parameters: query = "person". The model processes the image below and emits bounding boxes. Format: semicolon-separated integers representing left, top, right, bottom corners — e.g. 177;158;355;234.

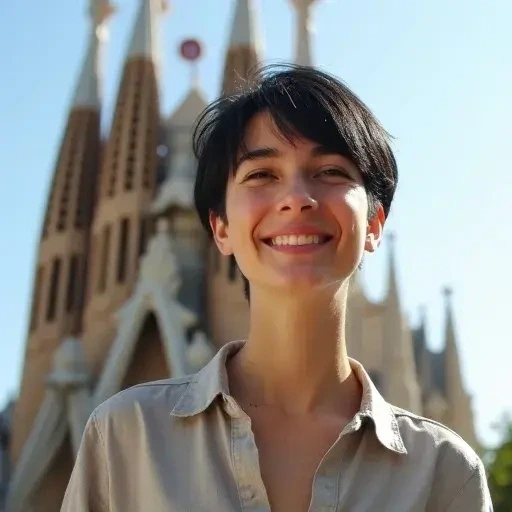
61;64;492;511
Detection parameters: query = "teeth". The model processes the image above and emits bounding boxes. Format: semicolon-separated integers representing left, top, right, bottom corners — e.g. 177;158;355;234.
271;235;321;246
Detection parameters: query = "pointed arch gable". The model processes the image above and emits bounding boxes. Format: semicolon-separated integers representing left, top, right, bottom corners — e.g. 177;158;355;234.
93;293;154;405
93;286;195;407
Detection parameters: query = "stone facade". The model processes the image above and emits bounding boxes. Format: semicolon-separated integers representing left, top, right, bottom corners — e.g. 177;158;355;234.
4;1;477;510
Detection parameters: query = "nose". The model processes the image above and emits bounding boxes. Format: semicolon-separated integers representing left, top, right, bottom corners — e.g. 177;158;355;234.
276;177;318;213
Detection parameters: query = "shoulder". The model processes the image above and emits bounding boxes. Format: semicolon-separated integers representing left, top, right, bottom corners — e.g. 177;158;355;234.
390;406;491;509
92;374;195;428
391;405;483;479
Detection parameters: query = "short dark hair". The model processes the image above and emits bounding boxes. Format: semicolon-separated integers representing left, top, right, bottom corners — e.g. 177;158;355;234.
193;64;398;297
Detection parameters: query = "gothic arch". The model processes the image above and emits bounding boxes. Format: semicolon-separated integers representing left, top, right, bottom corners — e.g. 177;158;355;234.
121;312;170;389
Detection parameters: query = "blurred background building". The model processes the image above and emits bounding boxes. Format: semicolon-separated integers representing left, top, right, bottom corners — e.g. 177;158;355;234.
1;0;477;510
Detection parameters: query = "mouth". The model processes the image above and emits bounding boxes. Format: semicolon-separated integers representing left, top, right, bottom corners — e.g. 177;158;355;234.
262;234;333;247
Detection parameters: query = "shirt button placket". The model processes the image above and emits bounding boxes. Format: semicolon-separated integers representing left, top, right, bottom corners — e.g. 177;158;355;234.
310;438;345;511
232;418;269;511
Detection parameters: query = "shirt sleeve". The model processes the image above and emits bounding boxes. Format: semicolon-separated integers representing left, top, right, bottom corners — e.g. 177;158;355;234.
447;461;493;511
60;410;109;512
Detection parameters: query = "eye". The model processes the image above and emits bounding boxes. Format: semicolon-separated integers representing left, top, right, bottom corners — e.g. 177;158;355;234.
242;169;275;182
316;168;352;180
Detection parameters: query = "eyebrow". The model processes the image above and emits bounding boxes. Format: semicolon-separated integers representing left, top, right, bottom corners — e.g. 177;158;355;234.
235;145;344;169
236;147;281;169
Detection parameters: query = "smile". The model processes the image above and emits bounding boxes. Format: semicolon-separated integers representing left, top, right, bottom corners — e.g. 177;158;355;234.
267;234;331;246
262;234;334;255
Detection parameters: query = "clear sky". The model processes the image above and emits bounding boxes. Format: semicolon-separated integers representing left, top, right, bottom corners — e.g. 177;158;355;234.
0;0;510;447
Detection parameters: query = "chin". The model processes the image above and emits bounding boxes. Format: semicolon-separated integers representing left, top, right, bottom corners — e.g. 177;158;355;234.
270;270;341;294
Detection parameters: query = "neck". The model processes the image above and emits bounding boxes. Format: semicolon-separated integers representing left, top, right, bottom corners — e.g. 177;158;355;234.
227;283;362;418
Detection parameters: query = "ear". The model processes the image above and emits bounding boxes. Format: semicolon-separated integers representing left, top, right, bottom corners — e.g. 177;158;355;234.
365;204;385;253
209;210;234;256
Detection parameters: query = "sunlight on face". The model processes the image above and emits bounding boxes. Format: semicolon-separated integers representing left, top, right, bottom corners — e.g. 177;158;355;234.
210;111;383;297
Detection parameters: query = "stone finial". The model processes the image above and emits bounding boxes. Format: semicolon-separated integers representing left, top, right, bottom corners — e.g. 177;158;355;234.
73;0;115;109
90;0;116;33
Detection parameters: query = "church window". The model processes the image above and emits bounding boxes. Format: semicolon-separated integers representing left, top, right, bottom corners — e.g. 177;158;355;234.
98;225;111;292
117;217;130;283
46;257;62;321
66;254;80;312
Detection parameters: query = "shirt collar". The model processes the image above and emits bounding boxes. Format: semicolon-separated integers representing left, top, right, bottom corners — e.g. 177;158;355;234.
348;358;408;455
171;340;243;417
171;340;407;455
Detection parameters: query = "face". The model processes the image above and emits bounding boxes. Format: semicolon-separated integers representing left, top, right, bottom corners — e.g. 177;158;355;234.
210;111;385;296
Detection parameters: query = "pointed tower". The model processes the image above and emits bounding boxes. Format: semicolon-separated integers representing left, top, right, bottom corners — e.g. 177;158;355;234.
442;288;478;446
289;0;320;66
83;0;168;375
151;39;209;322
381;235;422;413
221;0;262;95
10;0;113;464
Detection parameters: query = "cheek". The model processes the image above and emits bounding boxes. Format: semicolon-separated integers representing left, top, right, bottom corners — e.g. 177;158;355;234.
328;187;368;228
225;189;271;245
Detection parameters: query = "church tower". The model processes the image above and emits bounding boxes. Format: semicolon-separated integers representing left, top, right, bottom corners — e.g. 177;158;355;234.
206;0;263;346
10;0;113;465
381;237;422;413
82;0;167;374
442;288;478;447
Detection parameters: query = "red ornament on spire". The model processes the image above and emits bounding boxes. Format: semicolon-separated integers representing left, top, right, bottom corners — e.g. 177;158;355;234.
180;39;202;62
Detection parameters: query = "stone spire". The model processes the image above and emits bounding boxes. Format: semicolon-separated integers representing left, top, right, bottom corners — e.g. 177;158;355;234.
441;287;476;445
289;0;320;66
221;0;262;95
10;0;110;466
129;0;168;62
381;235;421;413
442;287;464;394
73;0;115;108
83;0;167;374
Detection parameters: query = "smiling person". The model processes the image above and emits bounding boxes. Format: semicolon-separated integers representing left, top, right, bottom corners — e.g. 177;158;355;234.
62;65;492;511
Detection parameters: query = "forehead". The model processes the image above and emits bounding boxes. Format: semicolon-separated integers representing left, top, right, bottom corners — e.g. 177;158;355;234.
240;111;317;153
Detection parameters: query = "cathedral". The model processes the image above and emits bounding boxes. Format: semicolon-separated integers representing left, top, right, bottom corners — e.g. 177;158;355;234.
1;0;477;510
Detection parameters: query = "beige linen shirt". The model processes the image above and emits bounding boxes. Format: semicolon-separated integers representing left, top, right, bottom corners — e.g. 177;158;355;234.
62;341;492;511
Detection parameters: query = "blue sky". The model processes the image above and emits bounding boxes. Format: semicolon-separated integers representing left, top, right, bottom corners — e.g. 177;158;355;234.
0;0;510;447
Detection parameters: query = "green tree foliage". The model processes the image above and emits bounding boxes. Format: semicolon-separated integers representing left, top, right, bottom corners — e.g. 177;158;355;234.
486;414;512;511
